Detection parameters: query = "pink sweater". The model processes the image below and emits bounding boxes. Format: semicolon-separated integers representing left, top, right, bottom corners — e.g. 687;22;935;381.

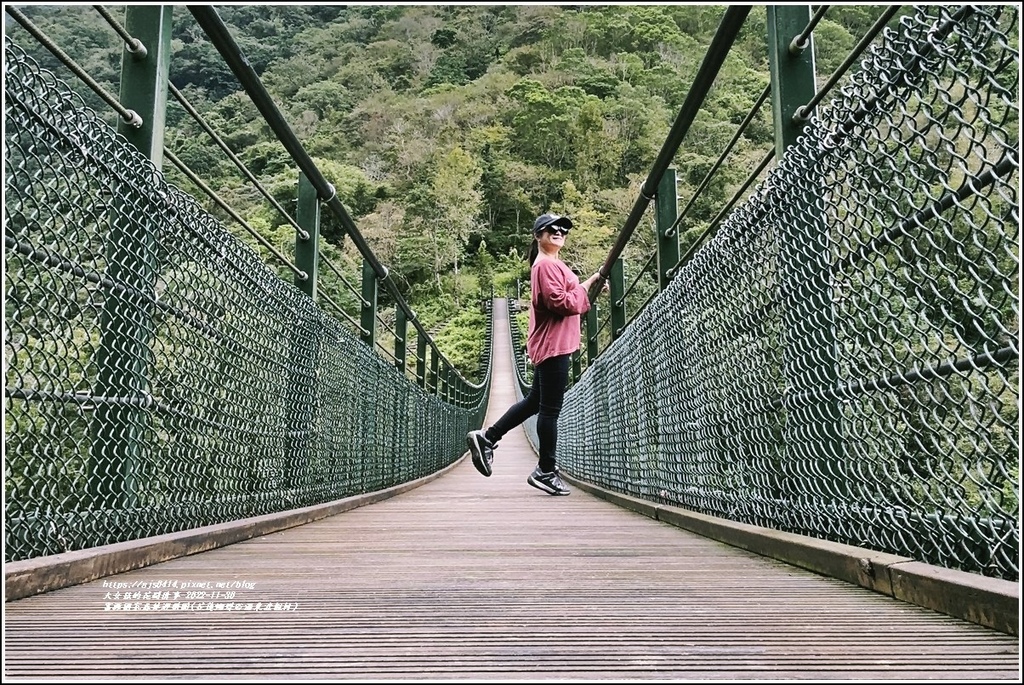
527;257;591;365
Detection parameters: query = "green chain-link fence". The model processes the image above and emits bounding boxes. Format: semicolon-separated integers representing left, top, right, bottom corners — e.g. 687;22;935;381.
4;41;490;562
555;5;1018;581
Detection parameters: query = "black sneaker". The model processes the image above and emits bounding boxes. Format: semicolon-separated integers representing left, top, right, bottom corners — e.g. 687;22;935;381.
527;466;570;496
466;430;494;477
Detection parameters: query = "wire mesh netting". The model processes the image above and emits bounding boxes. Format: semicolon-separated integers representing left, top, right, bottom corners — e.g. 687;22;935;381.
556;5;1019;580
4;40;489;562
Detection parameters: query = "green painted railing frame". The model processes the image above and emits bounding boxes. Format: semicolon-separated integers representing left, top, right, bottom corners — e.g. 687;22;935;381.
295;171;320;298
766;5;847;481
655;167;679;292
87;5;173;510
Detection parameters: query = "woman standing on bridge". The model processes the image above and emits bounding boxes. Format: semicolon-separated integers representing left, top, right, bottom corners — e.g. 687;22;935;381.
467;212;606;496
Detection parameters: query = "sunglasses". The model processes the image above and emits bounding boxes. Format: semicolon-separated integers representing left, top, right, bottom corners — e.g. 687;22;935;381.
543;226;570;236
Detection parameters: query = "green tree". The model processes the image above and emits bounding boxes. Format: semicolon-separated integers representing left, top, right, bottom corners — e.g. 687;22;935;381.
430;147;483;304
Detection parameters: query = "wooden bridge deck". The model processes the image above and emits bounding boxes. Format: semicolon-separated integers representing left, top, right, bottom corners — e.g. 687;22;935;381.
3;304;1020;681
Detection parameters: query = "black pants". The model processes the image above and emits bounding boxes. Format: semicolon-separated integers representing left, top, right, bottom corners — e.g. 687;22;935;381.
486;353;570;474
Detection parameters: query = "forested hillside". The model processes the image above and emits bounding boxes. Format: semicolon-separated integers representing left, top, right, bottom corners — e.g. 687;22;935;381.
5;4;888;378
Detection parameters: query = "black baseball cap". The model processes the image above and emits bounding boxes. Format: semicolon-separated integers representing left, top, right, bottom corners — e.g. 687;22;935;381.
533;213;573;234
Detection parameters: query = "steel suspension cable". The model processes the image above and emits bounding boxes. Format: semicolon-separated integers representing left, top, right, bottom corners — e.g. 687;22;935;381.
789;4;831;54
92;5;147;59
666;7;905;280
666;85;772;239
654;6;827;279
92;4;311;243
4;5;142;128
163;147;307;280
317;292;369;337
675;6;998;287
665;8;828;241
167;84;309;241
620;251;657;307
320;255;369;307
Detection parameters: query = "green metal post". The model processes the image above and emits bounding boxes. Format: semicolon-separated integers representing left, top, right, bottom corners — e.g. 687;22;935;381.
285;315;317;503
87;6;173;514
395;307;408;375
767;6;816;154
655;167;680;291
586;306;599;364
285;172;320;499
117;6;173;164
429;352;439;396
360;258;377;348
609;257;626;340
88;191;155;512
767;5;846;488
416;334;427;388
294;172;320;298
